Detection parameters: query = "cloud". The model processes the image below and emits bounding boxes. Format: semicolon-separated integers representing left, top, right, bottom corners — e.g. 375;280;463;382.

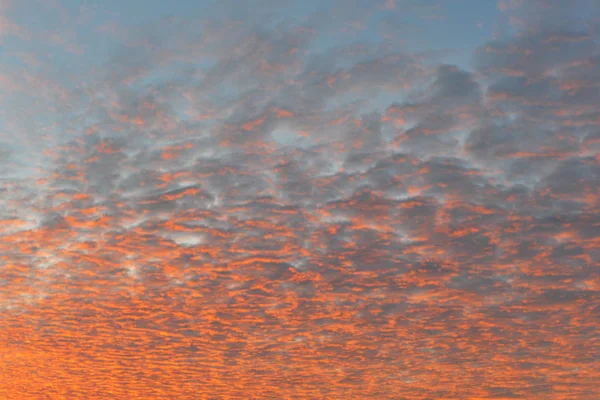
0;0;599;398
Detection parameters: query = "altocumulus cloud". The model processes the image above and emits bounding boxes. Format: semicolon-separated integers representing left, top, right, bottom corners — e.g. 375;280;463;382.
0;0;599;398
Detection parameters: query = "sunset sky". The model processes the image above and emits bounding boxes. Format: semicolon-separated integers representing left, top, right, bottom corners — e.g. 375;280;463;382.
1;0;599;398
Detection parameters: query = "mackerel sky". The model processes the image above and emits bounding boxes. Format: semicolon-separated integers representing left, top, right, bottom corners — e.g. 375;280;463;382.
1;0;599;398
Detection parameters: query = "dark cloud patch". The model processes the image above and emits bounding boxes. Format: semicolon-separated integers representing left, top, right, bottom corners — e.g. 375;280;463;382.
431;64;482;103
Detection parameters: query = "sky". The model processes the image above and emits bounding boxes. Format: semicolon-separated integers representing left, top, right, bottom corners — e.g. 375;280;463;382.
0;0;599;398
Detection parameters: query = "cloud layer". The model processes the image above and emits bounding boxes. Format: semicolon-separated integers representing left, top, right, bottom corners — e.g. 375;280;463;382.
0;0;599;398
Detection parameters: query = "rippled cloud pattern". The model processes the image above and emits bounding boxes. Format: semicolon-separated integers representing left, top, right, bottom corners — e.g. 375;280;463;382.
1;0;599;398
